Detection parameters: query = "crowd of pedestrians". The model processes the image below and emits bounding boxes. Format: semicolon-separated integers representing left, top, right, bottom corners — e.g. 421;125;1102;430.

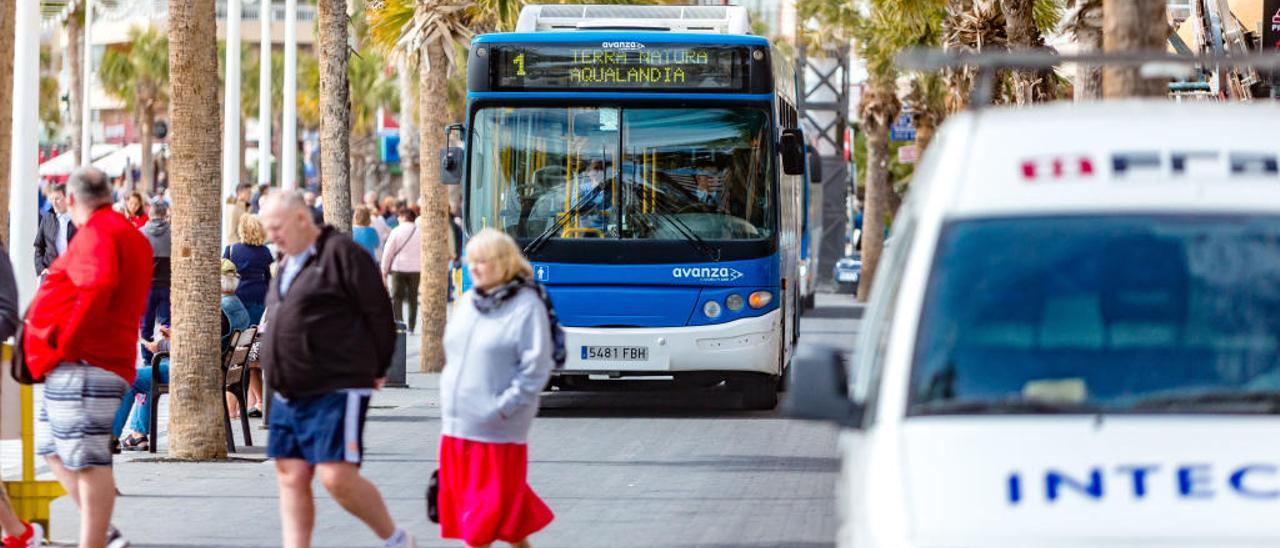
6;169;558;548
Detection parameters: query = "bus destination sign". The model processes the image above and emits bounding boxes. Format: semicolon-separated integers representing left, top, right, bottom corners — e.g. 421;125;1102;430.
492;44;749;91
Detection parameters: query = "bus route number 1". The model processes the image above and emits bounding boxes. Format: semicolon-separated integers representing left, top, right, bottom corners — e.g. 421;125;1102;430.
513;53;526;76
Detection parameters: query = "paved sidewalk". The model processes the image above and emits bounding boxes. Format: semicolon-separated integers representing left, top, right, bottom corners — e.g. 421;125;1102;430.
16;293;856;547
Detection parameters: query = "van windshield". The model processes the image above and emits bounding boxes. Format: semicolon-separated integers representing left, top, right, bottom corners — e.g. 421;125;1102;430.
909;216;1280;416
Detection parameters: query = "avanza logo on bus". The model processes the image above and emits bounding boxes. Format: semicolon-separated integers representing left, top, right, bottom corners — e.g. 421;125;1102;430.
602;41;645;50
672;267;744;282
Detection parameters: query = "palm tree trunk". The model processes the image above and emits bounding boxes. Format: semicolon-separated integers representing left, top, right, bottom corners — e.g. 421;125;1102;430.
418;40;449;373
1000;0;1052;105
167;0;226;460
318;0;352;232
1073;0;1103;101
1103;0;1168;97
0;0;12;247
397;54;418;199
140;107;155;193
67;5;82;165
856;80;899;303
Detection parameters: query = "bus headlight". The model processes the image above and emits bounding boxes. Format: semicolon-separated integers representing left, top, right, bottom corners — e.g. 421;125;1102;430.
748;291;773;309
725;294;745;311
704;301;722;318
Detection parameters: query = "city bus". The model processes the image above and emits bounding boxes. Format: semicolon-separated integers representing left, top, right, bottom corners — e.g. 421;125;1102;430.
442;5;808;409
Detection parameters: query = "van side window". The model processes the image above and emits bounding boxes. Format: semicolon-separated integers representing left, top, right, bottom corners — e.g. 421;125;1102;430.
852;210;917;426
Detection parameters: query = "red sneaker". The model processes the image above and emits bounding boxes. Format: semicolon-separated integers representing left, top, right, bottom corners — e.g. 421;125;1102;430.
2;521;43;548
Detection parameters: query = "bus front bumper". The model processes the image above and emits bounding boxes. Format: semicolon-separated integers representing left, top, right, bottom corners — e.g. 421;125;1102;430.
558;310;781;376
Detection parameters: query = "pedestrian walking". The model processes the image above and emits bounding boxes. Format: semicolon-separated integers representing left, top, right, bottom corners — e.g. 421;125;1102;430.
0;241;46;547
438;228;556;548
353;206;381;261
224;213;274;325
123;191;149;229
258;190;414;548
380;207;421;333
139;201;172;365
24;167;151;548
33;182;76;278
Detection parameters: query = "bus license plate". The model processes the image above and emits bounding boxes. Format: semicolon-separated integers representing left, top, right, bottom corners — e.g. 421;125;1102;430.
582;345;649;361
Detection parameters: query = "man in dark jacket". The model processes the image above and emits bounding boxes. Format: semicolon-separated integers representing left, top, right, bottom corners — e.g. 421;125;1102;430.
33;182;75;277
139;201;172;364
258;190;411;548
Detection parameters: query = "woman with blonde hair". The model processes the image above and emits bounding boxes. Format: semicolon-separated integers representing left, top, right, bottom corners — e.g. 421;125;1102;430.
437;228;562;548
224;214;273;326
352;205;381;260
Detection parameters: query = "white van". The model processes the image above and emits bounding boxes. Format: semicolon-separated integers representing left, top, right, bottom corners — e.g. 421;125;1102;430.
787;101;1280;547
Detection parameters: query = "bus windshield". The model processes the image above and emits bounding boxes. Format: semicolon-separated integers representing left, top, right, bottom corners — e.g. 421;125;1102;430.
910;216;1280;416
467;107;774;242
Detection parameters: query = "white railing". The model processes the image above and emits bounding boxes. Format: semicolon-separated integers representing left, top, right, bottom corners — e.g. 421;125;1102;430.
219;1;317;22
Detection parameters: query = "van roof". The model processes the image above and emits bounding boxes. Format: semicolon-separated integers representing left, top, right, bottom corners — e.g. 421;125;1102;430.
932;101;1280;218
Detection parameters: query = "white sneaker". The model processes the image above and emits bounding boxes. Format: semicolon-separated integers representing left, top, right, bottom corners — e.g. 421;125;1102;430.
106;526;129;548
383;530;416;548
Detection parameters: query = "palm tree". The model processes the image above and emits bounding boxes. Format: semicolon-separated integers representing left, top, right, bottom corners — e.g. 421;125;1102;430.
40;48;62;137
348;49;397;202
349;2;400;202
801;0;942;301
318;0;353;232
100;26;169;194
0;0;12;247
942;0;1007;111
1102;0;1168;97
167;0;227;460
366;0;478;373
1062;0;1103;101
65;1;83;166
999;0;1057;105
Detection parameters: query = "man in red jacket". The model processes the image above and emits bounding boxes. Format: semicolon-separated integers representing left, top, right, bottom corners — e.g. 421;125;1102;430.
24;167;152;548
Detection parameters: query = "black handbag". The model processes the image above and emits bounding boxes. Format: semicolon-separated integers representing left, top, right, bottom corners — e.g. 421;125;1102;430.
8;312;35;385
426;469;440;523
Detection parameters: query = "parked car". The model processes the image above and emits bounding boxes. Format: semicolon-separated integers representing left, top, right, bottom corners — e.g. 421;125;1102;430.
832;255;861;290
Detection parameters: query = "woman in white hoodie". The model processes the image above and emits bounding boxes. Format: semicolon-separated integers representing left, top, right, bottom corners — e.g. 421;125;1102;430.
438;228;559;548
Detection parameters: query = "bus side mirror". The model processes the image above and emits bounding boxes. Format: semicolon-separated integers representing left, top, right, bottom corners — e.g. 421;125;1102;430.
440;123;464;185
783;345;864;429
780;129;805;176
807;144;823;184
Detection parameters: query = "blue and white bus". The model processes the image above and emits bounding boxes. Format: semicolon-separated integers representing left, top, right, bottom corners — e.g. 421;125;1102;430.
442;5;808;409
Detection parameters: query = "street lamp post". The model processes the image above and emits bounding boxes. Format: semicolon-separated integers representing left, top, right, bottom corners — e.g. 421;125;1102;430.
282;0;297;190
258;0;272;187
223;0;242;245
11;0;39;304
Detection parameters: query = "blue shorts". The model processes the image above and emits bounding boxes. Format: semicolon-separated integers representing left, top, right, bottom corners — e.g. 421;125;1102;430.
267;390;371;465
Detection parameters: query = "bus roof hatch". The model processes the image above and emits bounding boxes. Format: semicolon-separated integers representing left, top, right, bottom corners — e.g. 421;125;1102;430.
514;5;752;35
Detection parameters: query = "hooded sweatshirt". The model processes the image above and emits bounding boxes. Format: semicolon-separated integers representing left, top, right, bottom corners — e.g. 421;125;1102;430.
440;288;554;444
141;219;171;289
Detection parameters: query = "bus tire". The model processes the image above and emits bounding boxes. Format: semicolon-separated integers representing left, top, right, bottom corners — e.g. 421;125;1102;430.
737;373;779;410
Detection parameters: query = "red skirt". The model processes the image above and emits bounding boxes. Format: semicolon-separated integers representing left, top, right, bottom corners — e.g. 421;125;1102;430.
438;435;554;545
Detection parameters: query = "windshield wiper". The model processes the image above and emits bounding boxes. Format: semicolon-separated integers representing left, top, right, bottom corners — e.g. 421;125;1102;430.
912;398;1101;416
522;182;608;256
1127;390;1280;413
641;207;721;262
625;175;721;263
